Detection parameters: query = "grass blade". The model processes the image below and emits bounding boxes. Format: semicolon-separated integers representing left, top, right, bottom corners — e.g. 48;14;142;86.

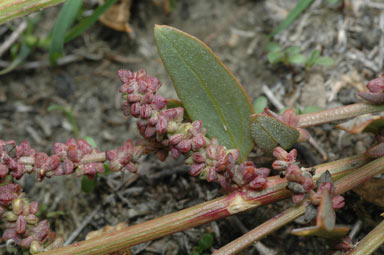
270;0;313;37
49;0;82;64
65;0;118;43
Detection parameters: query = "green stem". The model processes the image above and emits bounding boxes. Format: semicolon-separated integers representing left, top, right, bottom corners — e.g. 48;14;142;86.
347;219;384;255
297;103;384;128
0;0;65;25
39;155;369;255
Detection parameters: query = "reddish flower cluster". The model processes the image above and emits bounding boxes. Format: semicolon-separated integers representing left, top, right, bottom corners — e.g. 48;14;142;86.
309;173;345;209
272;147;314;203
0;138;105;182
1;183;62;253
117;69;270;191
105;140;143;173
358;73;384;104
272;147;344;209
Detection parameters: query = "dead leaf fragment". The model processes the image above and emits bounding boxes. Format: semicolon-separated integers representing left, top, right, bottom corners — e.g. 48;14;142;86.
99;0;133;33
353;178;384;207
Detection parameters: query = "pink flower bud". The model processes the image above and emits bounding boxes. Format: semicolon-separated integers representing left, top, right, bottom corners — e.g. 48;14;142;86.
332;195;345;209
170;147;181;159
130;102;141;117
156;116;168;134
122;101;130;116
77;139;92;155
117;69;132;84
272;160;289;170
367;74;384;93
140;104;152;119
273;147;288;160
29;202;39;215
175;139;191;153
206;167;217;182
281;108;299;127
191;120;202;136
53;143;68;160
48;155;60;170
302;178;314;192
206;145;216;160
255;167;270;178
16;215;26;234
292;193;305;204
127;94;142;103
67;144;79;163
190;163;205;176
169;134;183;145
144;126;156;138
34;153;49;169
25;214;38;225
249;175;267;189
192;152;206;163
64;159;74;175
191;134;206;151
142;93;153;104
152;95;167;110
0;163;9;179
21;236;34;248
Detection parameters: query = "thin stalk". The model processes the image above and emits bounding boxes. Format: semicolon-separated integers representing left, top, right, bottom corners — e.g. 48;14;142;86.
0;0;65;25
347;219;384;255
213;204;306;255
213;156;384;255
39;155;369;255
297;103;384;128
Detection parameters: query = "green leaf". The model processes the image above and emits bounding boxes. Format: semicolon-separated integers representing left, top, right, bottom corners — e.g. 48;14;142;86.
266;42;281;53
197;233;214;251
270;0;314;37
307;49;320;68
81;176;97;193
49;0;83;64
250;114;299;153
314;56;334;66
286;46;301;55
288;54;306;65
154;25;255;162
301;105;322;114
268;51;284;64
0;42;31;75
83;136;97;148
65;0;117;42
253;96;268;113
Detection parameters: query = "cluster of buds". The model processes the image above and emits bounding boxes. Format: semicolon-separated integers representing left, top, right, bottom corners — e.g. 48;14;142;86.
1;183;62;254
117;69;270;191
272;147;314;203
0;138;106;182
358;73;384;104
308;171;345;210
272;147;345;209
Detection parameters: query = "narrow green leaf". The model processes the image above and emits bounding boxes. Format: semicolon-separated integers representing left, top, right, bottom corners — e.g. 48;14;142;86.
270;0;314;37
307;49;320;68
48;104;79;138
65;0;118;43
49;0;82;64
250;114;299;153
0;43;31;75
253;96;268;113
288;54;306;65
314;56;334;66
154;25;255;162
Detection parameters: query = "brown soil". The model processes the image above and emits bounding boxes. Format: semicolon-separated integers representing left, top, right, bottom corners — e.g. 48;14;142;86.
1;0;384;254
